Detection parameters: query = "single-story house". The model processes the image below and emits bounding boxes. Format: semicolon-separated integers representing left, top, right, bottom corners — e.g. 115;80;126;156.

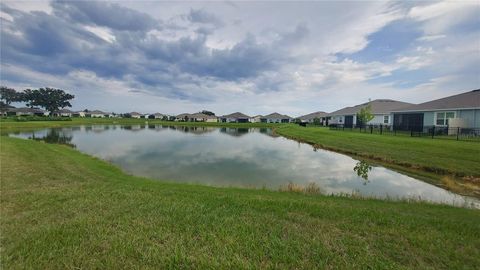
261;112;292;123
146;113;164;119
86;110;108;118
298;111;328;124
130;112;143;119
188;113;218;122
250;115;263;123
175;113;191;121
219;112;251;123
52;109;74;117
328;99;413;127
6;107;48;116
391;89;480;130
72;111;86;117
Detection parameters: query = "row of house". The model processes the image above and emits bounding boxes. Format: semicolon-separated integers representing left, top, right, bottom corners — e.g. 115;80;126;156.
3;89;478;129
300;89;479;130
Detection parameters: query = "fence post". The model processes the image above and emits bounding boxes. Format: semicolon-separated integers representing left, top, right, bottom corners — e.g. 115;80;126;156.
380;125;383;135
457;127;460;141
431;126;435;139
411;128;413;137
370;126;373;134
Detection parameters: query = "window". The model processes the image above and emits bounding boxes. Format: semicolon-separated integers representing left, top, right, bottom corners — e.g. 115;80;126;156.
383;115;389;124
435;111;455;126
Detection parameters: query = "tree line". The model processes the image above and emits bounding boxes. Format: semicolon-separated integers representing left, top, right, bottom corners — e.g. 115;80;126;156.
0;86;75;115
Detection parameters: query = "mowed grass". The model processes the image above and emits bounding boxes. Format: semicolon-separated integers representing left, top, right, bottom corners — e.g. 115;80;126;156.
276;125;480;191
1;136;480;269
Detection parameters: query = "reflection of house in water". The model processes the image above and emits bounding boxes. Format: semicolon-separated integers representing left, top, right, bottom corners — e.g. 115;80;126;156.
120;125;145;131
147;124;167;131
170;126;216;135
220;127;250;137
91;125;110;133
258;128;280;138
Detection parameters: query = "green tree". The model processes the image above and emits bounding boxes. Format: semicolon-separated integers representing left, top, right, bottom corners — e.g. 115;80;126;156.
0;86;22;105
23;88;75;115
356;104;374;127
201;110;215;116
313;117;321;125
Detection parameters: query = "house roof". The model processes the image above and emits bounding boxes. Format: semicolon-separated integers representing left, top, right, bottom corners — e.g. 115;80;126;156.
130;112;142;116
298;111;328;120
190;113;217;119
8;107;45;113
328;99;413;116
54;109;74;113
176;113;191;118
88;110;107;114
262;112;292;119
220;112;251;118
392;89;480;112
153;112;164;116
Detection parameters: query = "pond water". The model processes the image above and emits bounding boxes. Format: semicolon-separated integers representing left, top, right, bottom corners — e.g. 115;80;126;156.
8;124;480;208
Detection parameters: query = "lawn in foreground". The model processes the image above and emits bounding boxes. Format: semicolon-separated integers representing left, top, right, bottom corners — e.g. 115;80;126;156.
1;136;479;269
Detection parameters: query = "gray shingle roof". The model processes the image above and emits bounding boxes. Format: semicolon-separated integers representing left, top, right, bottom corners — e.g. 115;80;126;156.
298;111;328;120
392;89;480;112
328;99;413;116
8;107;45;113
220;112;251;118
262;112;292;120
89;110;107;114
189;113;217;119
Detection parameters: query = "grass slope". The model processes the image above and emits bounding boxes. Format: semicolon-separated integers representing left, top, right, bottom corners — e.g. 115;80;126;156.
1;136;480;269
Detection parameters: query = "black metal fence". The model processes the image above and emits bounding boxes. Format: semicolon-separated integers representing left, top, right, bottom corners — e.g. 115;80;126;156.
327;124;480;142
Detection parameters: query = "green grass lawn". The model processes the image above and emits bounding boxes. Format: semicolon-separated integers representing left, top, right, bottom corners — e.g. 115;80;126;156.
1;136;479;269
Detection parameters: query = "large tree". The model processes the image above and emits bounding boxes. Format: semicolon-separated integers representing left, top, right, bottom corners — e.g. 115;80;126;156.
0;86;21;105
24;88;75;115
0;86;22;112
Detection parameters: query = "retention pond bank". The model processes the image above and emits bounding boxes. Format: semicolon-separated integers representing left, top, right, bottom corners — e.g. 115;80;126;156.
7;124;479;208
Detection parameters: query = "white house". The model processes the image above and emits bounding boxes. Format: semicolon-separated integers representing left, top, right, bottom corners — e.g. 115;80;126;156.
72;111;86;117
328;99;413;127
147;112;164;119
86;110;108;118
130;112;142;119
53;109;74;117
250;115;263;123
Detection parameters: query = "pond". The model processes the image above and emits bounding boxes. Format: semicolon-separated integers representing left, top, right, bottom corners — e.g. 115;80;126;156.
8;124;480;208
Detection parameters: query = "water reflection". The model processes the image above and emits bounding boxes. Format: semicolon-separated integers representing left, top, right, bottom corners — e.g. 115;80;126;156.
354;161;372;185
30;129;75;148
8;125;480;208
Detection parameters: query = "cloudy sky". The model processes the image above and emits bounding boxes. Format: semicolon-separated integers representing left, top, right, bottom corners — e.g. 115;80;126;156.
1;0;479;116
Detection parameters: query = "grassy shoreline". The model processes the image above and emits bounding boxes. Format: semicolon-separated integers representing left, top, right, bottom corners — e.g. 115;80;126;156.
1;136;480;269
2;118;479;196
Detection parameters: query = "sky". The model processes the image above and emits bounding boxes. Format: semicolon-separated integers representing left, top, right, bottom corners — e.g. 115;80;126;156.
1;0;479;116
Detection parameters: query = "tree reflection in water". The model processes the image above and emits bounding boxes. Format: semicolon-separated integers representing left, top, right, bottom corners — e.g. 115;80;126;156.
30;129;76;148
353;160;372;185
